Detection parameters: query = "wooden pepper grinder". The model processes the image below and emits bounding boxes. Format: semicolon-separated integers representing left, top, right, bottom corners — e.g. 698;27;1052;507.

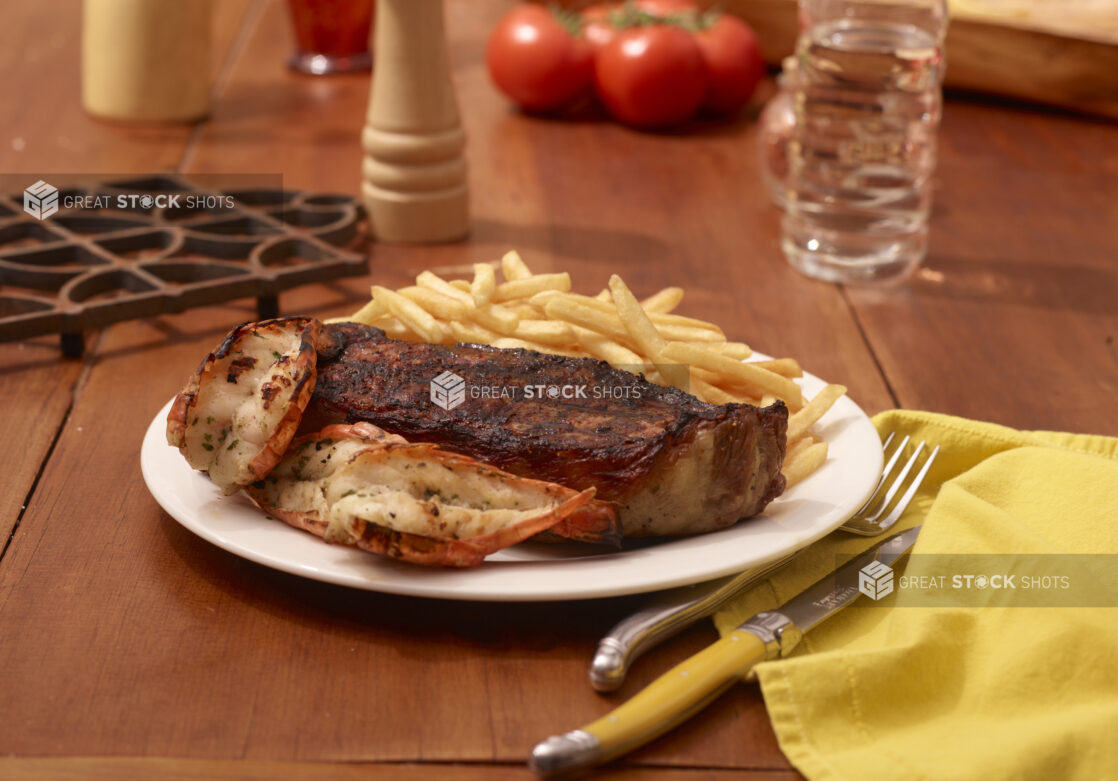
361;0;469;243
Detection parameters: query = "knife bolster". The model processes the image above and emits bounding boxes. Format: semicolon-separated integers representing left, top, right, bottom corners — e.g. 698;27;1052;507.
740;611;803;658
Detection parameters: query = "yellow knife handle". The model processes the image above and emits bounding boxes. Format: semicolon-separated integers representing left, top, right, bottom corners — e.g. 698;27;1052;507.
587;628;767;758
530;629;768;776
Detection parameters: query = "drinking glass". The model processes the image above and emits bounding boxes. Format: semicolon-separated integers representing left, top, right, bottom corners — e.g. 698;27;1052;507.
781;0;948;284
287;0;374;75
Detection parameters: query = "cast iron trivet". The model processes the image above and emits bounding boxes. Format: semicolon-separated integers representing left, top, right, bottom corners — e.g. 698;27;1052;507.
0;175;367;357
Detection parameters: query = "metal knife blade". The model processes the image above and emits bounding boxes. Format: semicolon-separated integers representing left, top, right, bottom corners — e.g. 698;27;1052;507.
774;524;919;638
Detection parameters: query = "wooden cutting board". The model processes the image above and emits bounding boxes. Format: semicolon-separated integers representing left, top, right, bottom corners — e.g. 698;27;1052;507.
720;0;1118;119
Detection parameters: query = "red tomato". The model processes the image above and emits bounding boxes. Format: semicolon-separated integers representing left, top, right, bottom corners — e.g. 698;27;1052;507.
580;1;700;55
580;3;618;55
693;14;765;115
486;6;594;113
594;24;708;129
636;0;701;14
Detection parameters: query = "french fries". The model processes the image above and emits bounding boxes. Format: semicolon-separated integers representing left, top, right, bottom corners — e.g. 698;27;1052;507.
398;286;468;321
572;326;646;368
369;285;445;344
783;440;829;488
514;319;576;346
449;320;499;344
641;286;683;314
718;342;753;360
532;290;723;334
749;357;802;378
341;253;847;485
416;270;473;306
470;262;496;306
492;272;571;303
471;302;520;335
609;274;666;360
658;342;803;409
544;295;636;349
787;383;846;442
501;250;532;281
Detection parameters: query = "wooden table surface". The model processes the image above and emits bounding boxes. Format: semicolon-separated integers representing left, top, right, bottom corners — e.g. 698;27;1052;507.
1;1;1116;779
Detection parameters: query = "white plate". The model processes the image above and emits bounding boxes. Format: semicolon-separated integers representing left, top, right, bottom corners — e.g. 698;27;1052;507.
141;361;881;601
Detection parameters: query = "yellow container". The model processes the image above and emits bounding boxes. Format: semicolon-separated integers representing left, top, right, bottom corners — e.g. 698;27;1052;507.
82;0;213;122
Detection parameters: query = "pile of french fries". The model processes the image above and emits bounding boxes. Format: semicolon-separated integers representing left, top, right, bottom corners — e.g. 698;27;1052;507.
334;251;845;488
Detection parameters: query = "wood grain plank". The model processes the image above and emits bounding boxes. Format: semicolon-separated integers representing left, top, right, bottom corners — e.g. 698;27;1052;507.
846;102;1118;434
0;757;802;781
0;340;84;545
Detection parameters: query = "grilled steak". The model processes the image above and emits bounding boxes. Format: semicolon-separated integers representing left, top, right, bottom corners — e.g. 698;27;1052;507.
304;322;788;537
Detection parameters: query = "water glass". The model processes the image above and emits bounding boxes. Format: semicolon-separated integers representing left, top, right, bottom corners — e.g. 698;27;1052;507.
781;0;948;284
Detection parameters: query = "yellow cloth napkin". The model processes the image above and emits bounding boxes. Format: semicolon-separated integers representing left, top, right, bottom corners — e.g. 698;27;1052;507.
714;410;1118;781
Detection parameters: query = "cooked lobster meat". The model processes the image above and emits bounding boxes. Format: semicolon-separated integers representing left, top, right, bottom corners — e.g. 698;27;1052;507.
166;318;320;494
308;322;788;536
243;423;599;567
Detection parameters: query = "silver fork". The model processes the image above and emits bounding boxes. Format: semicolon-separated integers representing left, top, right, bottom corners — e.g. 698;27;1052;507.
588;431;941;691
841;433;940;536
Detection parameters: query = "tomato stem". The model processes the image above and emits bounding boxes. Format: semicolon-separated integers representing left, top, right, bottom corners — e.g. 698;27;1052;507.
548;3;585;37
603;1;717;32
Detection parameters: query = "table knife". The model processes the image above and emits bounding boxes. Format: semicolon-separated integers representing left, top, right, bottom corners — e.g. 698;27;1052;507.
589;553;796;692
531;525;920;777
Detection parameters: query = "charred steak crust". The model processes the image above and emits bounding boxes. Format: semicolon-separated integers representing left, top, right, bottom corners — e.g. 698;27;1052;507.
308;322;788;536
